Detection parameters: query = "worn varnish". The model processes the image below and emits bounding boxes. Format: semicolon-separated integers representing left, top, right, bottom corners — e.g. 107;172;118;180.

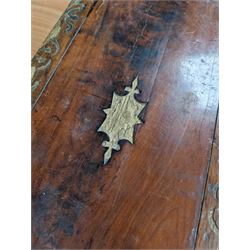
32;0;219;249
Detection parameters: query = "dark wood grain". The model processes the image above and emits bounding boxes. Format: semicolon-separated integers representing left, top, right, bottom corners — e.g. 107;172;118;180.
32;0;219;249
195;117;219;249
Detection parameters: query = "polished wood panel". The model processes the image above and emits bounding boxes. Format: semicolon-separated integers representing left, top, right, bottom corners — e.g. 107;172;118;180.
196;118;219;249
32;0;70;56
32;0;219;249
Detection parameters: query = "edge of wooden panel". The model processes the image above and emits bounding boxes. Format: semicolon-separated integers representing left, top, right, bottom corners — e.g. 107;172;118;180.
195;113;219;249
31;0;98;107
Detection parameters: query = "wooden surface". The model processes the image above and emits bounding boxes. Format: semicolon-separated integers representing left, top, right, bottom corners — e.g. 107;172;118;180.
196;118;219;249
32;0;219;249
32;0;70;56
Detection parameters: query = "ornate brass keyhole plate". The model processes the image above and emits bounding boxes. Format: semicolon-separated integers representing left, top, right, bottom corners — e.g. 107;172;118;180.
98;76;146;165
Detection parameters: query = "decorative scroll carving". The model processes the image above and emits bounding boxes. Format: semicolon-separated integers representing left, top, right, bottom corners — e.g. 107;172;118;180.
208;208;219;235
64;0;86;33
208;183;219;235
31;22;61;93
31;0;88;100
98;76;146;165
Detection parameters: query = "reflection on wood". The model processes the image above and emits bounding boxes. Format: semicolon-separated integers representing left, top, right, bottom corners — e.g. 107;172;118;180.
32;1;219;249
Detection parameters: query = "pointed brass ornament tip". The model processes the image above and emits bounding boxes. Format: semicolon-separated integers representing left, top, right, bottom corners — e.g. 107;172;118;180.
97;76;146;165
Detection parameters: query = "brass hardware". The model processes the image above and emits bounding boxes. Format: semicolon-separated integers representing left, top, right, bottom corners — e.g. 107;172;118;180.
98;76;146;165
